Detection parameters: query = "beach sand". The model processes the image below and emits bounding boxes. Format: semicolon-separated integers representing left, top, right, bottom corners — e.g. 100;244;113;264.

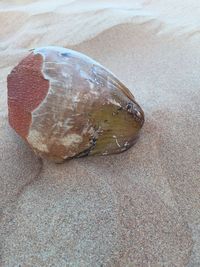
0;1;200;266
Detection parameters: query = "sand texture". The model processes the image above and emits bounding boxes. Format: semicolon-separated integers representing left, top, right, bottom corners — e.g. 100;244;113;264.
0;1;200;266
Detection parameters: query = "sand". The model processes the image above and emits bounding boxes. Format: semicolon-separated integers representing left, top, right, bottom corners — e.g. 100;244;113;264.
0;1;200;266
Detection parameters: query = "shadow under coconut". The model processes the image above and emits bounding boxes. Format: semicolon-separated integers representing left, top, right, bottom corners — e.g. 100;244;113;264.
0;121;42;209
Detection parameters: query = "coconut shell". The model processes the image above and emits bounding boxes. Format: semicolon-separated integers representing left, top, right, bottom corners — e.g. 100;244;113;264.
7;46;144;162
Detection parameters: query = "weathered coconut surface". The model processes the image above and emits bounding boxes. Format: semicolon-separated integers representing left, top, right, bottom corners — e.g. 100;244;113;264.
7;46;144;162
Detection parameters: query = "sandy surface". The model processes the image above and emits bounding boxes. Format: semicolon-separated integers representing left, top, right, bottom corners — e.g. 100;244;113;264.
0;1;200;266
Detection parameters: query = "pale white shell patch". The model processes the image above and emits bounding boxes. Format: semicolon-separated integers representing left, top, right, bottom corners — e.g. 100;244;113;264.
59;134;83;147
27;130;49;153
